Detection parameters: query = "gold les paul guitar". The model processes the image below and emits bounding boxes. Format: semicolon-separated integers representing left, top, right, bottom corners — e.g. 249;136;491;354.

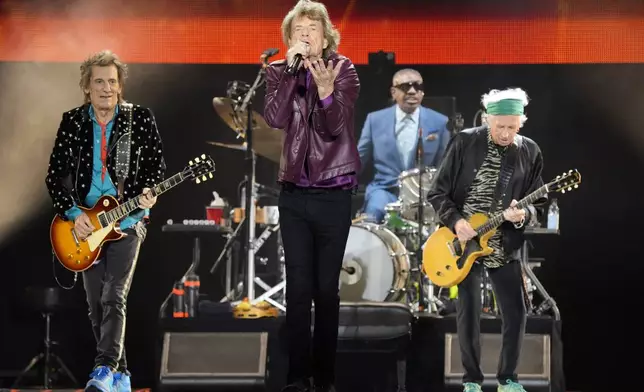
422;169;581;288
50;154;216;272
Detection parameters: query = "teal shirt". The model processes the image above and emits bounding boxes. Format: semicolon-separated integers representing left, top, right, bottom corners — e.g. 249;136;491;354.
64;105;148;229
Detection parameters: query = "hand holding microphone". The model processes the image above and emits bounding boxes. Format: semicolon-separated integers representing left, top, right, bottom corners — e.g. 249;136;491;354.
286;41;310;75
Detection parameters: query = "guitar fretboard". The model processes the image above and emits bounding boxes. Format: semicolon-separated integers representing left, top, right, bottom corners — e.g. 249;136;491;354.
104;173;184;224
475;184;548;236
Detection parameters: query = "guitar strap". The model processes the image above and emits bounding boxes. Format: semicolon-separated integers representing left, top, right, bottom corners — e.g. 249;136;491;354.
488;137;519;214
115;103;133;201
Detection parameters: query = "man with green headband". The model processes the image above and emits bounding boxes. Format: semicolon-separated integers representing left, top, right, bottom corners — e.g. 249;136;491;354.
427;88;546;392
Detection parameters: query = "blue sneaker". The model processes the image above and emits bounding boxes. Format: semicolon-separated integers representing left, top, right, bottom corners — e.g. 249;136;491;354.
113;371;132;392
85;365;114;392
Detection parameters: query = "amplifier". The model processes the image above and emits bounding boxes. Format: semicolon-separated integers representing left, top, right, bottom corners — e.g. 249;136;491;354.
444;332;551;390
159;331;268;391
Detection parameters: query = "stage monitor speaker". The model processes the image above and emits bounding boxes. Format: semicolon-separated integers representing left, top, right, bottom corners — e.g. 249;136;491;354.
444;333;551;389
159;332;268;391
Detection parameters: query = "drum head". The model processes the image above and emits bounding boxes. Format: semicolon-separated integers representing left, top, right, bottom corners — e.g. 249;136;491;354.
339;225;396;302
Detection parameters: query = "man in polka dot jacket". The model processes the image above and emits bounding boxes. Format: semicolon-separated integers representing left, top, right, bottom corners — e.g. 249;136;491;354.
44;50;165;392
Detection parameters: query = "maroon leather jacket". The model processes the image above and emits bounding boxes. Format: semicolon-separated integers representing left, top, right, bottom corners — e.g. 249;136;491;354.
263;52;361;185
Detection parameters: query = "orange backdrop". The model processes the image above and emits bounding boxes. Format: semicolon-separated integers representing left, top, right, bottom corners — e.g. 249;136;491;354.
1;0;643;64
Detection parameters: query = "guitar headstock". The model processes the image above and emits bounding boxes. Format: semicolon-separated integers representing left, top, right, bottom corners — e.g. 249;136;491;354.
547;169;581;194
183;154;216;184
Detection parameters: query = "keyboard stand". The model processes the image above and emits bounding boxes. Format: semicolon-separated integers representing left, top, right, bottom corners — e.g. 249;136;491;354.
521;227;561;320
158;223;232;318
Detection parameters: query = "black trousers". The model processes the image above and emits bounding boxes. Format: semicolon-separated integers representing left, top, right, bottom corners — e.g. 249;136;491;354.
82;224;144;372
278;186;353;387
456;260;527;385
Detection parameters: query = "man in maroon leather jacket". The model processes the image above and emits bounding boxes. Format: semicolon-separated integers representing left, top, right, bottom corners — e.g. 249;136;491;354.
263;1;360;391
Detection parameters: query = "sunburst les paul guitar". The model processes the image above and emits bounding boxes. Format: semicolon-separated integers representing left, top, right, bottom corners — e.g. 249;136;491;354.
50;154;216;272
422;169;582;288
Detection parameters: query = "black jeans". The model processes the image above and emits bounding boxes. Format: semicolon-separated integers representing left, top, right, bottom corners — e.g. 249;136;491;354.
456;260;527;385
82;224;144;372
278;185;353;387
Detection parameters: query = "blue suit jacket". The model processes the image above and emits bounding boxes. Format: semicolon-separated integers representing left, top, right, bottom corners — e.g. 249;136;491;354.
357;105;451;195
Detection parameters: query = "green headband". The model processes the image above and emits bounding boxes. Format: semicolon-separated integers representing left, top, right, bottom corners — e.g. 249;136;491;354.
486;99;524;115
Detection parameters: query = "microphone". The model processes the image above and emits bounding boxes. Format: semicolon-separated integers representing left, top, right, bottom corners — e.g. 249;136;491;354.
260;48;279;63
262;48;279;57
285;54;303;75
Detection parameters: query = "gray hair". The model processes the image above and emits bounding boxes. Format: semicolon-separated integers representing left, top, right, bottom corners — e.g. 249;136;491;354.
281;0;340;59
481;87;529;125
79;50;128;103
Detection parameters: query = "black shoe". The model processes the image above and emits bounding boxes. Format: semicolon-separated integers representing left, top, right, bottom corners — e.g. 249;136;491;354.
281;378;313;392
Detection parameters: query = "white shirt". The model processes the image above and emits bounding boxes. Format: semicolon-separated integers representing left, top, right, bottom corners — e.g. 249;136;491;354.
394;105;420;169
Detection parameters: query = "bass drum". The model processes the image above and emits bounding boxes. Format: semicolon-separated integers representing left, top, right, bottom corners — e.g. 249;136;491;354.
339;223;410;302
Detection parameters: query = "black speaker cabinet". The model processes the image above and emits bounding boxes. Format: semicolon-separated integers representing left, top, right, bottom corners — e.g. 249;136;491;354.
159;331;268;391
444;332;551;389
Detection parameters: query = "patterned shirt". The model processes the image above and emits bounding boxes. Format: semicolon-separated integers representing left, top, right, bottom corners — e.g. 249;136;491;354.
462;132;508;268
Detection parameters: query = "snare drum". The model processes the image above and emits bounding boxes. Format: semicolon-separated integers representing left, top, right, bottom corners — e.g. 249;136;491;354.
339;223;410;302
398;167;438;224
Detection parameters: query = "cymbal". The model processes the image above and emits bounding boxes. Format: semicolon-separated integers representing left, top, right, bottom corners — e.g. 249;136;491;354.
212;97;283;163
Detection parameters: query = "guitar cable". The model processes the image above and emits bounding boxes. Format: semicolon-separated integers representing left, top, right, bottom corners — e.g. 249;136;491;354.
51;249;78;290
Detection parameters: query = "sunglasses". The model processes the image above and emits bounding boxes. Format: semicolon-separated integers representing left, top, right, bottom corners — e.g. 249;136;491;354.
394;81;424;93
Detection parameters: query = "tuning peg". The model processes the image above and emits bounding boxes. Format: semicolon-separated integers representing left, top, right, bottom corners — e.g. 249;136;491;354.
574;184;578;188
202;175;207;181
189;160;194;165
208;172;214;178
556;175;560;179
196;178;201;184
201;154;206;159
567;187;572;191
561;189;565;193
195;157;201;163
569;169;572;173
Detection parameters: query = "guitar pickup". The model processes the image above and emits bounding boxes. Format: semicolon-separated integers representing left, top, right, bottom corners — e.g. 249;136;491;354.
447;239;463;257
71;228;80;246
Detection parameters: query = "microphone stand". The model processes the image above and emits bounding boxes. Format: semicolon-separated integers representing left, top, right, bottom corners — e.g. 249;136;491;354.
233;60;268;302
415;127;428;312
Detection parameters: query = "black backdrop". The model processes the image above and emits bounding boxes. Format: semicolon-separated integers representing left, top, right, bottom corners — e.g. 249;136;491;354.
1;61;642;392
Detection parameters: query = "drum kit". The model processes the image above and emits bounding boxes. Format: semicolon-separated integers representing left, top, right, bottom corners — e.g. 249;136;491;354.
341;167;446;313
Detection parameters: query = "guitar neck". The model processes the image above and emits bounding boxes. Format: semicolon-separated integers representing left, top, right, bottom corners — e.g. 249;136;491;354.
475;184;548;236
105;172;184;224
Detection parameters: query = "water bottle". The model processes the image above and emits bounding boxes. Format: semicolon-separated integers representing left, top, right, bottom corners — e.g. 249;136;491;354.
172;281;186;318
547;198;559;230
184;273;200;318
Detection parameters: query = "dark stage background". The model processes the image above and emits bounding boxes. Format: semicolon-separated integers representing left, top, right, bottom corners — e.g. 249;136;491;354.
2;1;644;392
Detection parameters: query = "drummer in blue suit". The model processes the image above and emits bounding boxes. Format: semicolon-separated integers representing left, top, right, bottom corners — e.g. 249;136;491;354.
357;68;451;223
